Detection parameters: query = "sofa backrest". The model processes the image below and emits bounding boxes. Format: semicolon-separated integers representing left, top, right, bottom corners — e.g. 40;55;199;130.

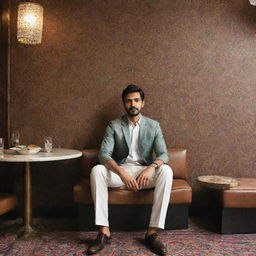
80;148;189;180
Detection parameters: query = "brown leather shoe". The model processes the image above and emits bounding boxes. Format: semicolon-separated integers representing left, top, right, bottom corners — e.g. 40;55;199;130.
145;233;167;256
87;232;112;255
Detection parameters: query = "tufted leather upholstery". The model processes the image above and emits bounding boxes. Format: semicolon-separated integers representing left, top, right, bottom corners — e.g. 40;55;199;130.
74;148;192;205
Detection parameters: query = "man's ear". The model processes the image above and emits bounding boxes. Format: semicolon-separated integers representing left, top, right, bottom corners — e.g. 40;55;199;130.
142;100;145;108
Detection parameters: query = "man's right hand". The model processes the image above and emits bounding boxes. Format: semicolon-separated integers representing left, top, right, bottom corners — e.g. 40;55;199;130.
119;168;139;192
104;160;139;191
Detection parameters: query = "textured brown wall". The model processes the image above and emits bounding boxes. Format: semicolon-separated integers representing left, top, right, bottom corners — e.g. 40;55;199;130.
6;0;256;209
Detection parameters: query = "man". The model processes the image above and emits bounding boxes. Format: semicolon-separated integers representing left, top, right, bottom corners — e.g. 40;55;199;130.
87;84;173;256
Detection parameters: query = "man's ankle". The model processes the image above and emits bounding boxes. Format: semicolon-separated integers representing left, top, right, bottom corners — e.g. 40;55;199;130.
100;226;111;237
146;227;159;237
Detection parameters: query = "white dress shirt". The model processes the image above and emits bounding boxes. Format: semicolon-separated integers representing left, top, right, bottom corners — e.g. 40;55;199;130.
124;116;143;165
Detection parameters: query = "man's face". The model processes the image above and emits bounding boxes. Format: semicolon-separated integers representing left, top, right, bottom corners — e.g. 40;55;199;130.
123;92;144;117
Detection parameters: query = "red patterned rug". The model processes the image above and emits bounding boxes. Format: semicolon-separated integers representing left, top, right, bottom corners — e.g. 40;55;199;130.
0;218;256;256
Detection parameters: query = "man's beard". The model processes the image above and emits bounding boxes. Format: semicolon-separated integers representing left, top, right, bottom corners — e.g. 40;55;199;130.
126;107;141;117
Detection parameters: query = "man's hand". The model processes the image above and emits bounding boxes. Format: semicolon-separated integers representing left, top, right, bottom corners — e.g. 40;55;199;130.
119;168;139;191
136;166;155;190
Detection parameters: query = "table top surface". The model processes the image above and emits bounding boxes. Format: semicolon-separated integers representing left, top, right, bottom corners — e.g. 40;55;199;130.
197;175;240;189
0;148;82;162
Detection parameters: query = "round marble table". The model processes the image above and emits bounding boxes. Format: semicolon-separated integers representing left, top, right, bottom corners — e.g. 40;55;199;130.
0;148;82;238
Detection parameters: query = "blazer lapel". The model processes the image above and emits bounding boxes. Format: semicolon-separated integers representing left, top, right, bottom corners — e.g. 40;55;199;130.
139;116;147;147
121;116;130;150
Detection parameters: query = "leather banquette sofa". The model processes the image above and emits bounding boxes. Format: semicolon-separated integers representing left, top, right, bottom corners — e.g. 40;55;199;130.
73;148;192;230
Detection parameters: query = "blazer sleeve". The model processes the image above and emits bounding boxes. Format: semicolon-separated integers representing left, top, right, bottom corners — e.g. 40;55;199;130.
98;121;115;164
154;122;169;164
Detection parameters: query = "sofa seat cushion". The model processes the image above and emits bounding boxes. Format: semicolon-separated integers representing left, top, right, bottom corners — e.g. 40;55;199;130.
74;178;192;205
0;193;18;215
222;178;256;208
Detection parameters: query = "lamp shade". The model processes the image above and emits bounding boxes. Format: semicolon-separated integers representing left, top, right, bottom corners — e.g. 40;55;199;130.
17;2;44;44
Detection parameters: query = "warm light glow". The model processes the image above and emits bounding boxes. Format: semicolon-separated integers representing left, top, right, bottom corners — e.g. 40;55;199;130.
17;2;44;45
24;13;37;25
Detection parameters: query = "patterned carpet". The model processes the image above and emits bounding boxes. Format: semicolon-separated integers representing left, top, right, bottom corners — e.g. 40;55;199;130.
0;217;256;256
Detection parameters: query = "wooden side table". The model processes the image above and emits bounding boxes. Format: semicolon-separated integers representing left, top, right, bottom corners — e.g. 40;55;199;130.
197;175;240;189
197;175;244;234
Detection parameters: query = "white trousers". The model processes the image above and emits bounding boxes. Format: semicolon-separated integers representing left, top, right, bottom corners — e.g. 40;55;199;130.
90;164;173;229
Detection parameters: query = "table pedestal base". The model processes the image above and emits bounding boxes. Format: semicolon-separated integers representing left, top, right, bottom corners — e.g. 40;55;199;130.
16;162;37;239
17;225;38;239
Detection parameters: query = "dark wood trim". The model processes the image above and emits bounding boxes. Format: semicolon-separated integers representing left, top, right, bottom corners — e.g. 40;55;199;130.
0;0;10;146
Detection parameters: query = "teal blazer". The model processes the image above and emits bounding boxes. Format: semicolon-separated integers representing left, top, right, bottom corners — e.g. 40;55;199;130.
98;115;169;165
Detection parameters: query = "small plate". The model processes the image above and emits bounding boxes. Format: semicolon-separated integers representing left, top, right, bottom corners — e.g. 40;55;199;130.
10;145;26;150
10;146;41;155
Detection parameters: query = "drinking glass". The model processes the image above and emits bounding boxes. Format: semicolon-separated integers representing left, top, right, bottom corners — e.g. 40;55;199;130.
11;131;20;147
44;137;53;153
0;138;4;156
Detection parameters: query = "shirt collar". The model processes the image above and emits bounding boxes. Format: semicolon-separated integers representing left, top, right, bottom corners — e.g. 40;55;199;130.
128;114;142;127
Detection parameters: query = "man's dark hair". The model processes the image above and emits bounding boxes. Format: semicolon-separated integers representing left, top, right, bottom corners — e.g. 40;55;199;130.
122;84;145;102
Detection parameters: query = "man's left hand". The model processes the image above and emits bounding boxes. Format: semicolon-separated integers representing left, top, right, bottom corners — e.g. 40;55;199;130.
136;166;155;190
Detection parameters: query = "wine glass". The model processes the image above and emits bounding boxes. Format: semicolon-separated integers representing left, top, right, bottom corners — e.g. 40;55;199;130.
0;138;4;156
